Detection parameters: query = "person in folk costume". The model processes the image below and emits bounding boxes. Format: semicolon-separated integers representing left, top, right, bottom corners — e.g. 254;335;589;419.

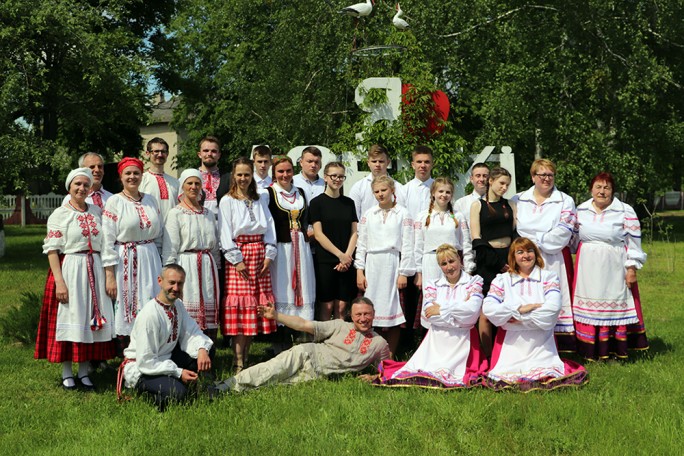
266;156;315;353
102;157;163;353
118;265;214;412
62;152;113;209
355;175;415;358
196;135;225;219
469;167;517;358
571;172;649;360
373;244;486;389
483;238;588;391
414;177;473;329
219;157;278;372
139;137;180;222
162;169;220;341
35;168;116;390
511;159;577;353
309;161;358;321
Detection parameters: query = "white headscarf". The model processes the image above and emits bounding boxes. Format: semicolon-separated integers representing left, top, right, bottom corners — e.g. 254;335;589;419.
179;168;203;187
65;168;93;192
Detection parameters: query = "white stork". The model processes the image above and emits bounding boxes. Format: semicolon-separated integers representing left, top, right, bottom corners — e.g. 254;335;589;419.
392;3;409;30
340;0;374;18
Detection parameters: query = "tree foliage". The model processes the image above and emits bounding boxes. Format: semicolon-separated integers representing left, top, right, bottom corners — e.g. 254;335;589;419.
0;0;175;192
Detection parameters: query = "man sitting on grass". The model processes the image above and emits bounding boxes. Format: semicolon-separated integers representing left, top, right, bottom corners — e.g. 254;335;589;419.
118;264;214;411
209;297;389;394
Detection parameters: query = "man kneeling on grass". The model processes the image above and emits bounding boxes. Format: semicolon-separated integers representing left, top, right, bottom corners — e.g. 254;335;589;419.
118;264;214;411
209;297;389;395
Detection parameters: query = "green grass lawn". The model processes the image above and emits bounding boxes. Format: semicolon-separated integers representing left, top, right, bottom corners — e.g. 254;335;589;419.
0;222;682;455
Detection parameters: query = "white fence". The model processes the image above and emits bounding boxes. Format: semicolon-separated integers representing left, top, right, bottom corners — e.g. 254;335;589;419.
0;192;65;226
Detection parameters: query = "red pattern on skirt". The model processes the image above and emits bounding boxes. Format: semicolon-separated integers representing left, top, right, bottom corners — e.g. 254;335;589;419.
34;259;115;363
223;235;277;336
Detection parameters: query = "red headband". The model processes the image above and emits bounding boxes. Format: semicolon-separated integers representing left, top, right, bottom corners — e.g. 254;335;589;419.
117;157;144;175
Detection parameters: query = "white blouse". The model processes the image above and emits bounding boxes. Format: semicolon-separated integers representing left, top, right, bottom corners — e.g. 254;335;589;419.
44;205;104;254
422;274;483;329
218;193;277;264
140;171;180;222
512;186;576;255
572;197;646;269
354;204;415;276
101;194;163;267
414;209;474;273
162;206;220;265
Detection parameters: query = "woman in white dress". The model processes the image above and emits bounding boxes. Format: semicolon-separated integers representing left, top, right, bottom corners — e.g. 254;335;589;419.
355;175;415;357
512;159;577;352
483;237;587;391
375;244;485;388
162;169;220;340
219;157;278;371
266;156;315;351
35;168;115;390
102;157;163;351
414;177;471;329
572;172;648;360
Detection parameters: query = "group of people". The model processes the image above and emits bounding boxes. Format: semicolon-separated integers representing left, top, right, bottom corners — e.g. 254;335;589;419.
34;138;649;409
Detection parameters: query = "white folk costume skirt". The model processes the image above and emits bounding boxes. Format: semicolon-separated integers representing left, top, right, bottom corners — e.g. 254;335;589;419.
113;241;162;336
271;232;315;321
178;251;219;330
364;250;406;327
540;248;576;352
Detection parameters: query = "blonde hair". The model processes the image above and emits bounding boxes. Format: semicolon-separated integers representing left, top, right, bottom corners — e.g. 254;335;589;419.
530;159;556;176
426;177;458;228
436;243;462;264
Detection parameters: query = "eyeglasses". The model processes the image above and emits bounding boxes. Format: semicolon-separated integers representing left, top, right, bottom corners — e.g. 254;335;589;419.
149;149;169;155
326;174;346;181
534;173;555;180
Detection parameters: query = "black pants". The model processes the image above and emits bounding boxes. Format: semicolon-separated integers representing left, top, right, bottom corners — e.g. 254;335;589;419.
137;345;215;411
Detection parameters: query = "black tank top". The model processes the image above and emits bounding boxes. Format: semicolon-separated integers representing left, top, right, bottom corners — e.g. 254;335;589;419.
479;198;514;240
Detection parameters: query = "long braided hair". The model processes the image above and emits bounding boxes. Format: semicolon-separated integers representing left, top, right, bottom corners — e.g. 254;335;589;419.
484;167;512;218
425;177;459;228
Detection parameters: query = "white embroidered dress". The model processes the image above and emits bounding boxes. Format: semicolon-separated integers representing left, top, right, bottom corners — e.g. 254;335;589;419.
219;193;277;264
102;194;163;336
162;205;220;330
414;209;474;317
392;274;483;385
43;205;115;342
355;204;415;327
483;267;565;382
512;186;576;335
571;197;646;326
123;298;213;388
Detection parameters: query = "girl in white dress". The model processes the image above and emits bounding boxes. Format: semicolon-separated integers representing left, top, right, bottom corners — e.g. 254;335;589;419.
163;169;220;340
102;157;163;350
512;159;577;352
572;172;648;360
414;177;471;328
219;157;278;370
375;244;485;388
483;237;587;391
355;175;415;357
266;156;315;351
35;168;115;390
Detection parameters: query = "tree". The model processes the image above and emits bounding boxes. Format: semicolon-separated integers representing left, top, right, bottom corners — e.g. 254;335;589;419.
0;0;175;192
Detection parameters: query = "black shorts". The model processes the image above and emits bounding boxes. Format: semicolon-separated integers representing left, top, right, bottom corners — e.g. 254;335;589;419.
315;262;357;303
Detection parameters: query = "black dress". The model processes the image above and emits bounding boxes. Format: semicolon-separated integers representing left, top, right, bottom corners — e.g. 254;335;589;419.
473;198;516;295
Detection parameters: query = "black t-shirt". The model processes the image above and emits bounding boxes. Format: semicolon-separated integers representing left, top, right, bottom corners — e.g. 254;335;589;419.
308;193;358;264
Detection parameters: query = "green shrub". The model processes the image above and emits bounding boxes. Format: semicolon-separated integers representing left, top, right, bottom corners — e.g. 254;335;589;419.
0;291;41;345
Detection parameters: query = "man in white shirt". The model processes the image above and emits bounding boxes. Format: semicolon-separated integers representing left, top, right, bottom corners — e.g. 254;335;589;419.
120;264;214;412
292;146;325;203
403;145;435;219
62;152;112;209
348;144;405;220
139;137;180;221
252;145;273;190
197;135;224;218
453;162;490;225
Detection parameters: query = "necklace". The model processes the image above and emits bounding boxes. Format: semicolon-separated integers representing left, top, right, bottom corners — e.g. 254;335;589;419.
279;190;297;205
121;190;142;202
181;199;203;214
67;200;87;212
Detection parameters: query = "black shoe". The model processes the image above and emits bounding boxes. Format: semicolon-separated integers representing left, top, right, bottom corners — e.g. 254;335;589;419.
78;376;95;391
62;376;77;391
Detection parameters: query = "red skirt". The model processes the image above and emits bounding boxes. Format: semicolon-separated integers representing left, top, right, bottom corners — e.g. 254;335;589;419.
34;264;115;363
223;235;277;336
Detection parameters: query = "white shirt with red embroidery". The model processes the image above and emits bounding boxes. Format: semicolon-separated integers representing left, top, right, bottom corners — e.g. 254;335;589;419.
199;169;221;218
140;171;180;222
123;298;213;388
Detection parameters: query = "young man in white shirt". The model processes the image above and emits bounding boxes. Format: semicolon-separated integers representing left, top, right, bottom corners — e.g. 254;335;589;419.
348;144;405;220
252;145;273;190
139;137;180;222
197;135;224;218
453;162;490;225
402;145;435;219
292;146;325;203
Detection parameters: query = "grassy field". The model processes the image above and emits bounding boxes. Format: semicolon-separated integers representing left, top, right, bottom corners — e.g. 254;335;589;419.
0;218;682;455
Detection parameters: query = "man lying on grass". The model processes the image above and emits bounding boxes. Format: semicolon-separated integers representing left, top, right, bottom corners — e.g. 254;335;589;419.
118;264;214;411
209;297;389;395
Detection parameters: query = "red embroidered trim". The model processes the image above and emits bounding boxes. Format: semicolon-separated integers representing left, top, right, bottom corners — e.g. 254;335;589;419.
151;172;170;200
103;210;118;221
47;230;63;239
343;329;356;345
77;213;100;238
360;334;372;354
201;170;220;201
134;202;152;230
156;299;178;343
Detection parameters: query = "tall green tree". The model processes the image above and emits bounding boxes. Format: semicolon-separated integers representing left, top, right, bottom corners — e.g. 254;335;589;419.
0;0;175;192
